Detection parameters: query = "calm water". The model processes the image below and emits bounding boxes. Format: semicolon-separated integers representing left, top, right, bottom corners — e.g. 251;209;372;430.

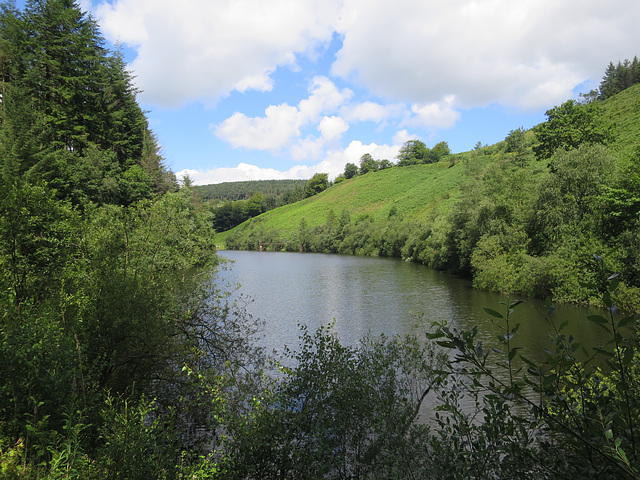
216;250;604;360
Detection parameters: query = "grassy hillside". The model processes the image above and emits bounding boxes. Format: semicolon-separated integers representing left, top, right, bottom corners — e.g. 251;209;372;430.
601;83;640;158
216;155;491;246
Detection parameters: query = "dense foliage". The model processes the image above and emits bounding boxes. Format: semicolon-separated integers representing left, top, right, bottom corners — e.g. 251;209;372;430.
600;57;640;100
195;179;307;202
0;2;258;477
208;182;308;232
0;0;176;205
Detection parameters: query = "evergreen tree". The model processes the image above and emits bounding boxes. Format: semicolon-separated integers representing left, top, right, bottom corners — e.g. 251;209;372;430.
599;56;640;100
0;0;175;205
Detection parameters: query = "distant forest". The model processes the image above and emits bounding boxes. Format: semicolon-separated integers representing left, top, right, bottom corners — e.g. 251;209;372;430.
194;179;307;202
195;179;308;232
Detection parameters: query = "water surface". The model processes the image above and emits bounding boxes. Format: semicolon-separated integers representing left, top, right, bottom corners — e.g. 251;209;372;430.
217;250;604;360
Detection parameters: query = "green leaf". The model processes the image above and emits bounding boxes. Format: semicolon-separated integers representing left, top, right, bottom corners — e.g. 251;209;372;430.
426;332;445;340
587;315;609;324
509;347;520;361
484;308;503;319
545;296;552;309
618;315;636;328
622;346;634;365
593;347;614;358
520;355;537;367
603;290;613;308
509;299;524;309
609;276;620;292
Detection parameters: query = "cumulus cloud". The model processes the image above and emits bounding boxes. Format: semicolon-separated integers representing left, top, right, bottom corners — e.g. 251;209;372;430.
392;130;417;146
177;163;311;185
408;96;461;129
213;76;351;152
177;139;401;185
290;115;350;161
91;0;640;182
318;116;349;140
333;0;640;109
341;101;405;123
94;0;341;106
94;0;639;111
214;104;301;150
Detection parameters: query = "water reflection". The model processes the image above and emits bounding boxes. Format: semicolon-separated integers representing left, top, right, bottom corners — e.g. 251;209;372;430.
216;250;605;361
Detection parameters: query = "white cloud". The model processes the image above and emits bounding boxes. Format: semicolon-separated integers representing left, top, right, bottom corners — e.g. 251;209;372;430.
213;104;301;150
393;130;417;146
94;0;640;111
178;140;401;185
341;101;405;123
318;116;349;140
333;0;640;109
213;76;351;152
94;0;341;106
409;96;461;129
177;163;311;185
289;115;349;161
298;76;353;123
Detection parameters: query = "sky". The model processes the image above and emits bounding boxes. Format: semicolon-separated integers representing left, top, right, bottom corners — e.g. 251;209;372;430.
20;0;640;184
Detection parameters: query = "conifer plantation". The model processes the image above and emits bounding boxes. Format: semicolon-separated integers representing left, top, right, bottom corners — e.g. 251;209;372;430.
1;1;640;479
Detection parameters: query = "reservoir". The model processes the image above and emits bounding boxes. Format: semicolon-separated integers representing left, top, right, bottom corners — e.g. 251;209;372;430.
216;250;605;361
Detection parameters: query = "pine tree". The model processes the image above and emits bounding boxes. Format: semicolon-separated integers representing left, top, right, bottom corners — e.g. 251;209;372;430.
0;0;176;204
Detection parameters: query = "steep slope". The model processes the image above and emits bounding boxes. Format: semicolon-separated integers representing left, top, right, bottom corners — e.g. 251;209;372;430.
216;155;492;246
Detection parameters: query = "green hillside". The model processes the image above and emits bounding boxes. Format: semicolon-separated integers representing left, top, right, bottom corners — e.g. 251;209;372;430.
219;84;640;310
217;158;471;243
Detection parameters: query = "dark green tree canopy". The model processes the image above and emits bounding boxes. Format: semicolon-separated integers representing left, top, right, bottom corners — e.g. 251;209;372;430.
0;0;176;205
343;162;359;179
304;172;329;197
533;100;613;161
359;153;379;174
599;57;640;100
396;139;428;166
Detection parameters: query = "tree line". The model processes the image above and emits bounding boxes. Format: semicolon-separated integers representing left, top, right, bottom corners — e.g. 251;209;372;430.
599;56;640;100
334;140;452;184
195;179;307;202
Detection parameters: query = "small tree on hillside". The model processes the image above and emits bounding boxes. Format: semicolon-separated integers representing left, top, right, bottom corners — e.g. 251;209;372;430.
343;162;359;179
359;153;378;174
304;173;329;197
396;140;428;166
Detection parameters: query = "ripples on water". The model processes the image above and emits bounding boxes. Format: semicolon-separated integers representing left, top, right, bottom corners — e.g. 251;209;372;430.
216;250;603;359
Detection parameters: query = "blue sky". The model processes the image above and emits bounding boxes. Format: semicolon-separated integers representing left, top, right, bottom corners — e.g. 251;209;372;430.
18;0;640;184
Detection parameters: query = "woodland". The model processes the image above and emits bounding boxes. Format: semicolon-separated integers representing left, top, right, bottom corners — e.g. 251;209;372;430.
1;1;640;479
